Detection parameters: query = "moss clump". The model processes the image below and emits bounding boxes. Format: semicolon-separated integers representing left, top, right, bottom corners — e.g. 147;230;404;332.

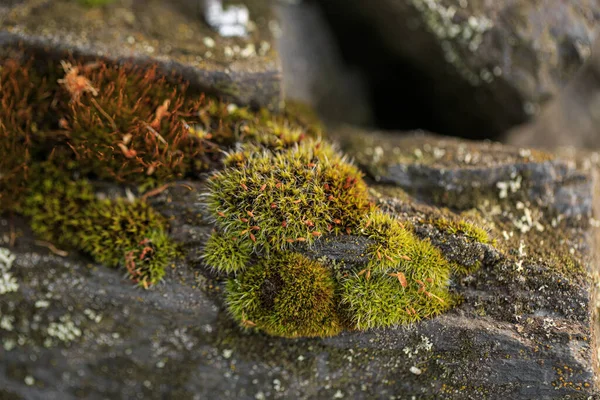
77;0;116;7
340;271;453;330
0;57;317;287
359;211;416;271
19;165;177;287
226;253;342;338
206;139;373;254
202;232;253;275
428;217;491;244
0;59;54;210
204;137;487;336
340;210;454;329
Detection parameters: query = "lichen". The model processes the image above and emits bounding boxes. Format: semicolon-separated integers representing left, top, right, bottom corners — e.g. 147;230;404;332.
409;0;495;86
0;248;18;294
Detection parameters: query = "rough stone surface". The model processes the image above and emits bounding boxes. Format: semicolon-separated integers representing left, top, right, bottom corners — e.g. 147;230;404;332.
0;0;282;109
318;0;599;138
2;133;599;399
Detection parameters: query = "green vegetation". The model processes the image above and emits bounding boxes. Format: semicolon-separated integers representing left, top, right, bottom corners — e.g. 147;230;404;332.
205;139;485;337
0;55;491;333
202;232;253;275
77;0;116;7
428;217;491;244
207;138;373;255
0;57;312;287
226;253;342;337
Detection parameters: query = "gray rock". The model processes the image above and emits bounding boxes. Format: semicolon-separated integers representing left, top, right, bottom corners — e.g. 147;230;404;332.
318;0;599;137
507;40;600;149
275;1;373;126
0;0;282;110
2;134;599;399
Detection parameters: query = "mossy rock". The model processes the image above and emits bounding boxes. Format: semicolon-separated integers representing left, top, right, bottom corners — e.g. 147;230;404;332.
0;0;282;109
0;56;314;287
203;138;491;336
1;130;598;398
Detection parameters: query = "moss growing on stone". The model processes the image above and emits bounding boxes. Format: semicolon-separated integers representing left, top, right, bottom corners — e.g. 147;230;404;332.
206;138;373;254
0;57;316;287
428;217;491;244
340;270;453;330
78;0;115;5
203;231;253;275
19;164;177;288
226;253;342;338
204;139;487;336
360;211;416;271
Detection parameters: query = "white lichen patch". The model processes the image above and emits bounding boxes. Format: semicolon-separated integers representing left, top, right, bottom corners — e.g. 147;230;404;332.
204;0;250;37
0;247;18;294
515;241;526;272
409;0;494;85
46;314;82;344
496;172;522;199
403;335;434;359
1;315;15;331
84;308;103;323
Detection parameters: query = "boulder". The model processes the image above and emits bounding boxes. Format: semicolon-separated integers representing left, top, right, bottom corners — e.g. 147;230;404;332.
317;0;599;138
2;131;599;399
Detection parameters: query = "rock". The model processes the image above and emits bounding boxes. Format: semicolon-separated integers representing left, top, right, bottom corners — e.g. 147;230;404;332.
2;132;600;399
275;1;373;126
0;0;282;110
317;0;598;138
507;40;600;149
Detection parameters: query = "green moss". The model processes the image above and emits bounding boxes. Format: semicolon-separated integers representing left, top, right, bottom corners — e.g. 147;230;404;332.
207;138;372;254
428;217;491;244
203;232;253;275
19;164;177;287
340;271;454;330
226;253;342;338
360;211;416;271
340;211;455;329
77;0;115;6
0;57;316;287
205;139;481;336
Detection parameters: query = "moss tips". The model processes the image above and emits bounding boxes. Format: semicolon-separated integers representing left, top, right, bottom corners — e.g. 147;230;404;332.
207;138;372;254
203;134;489;337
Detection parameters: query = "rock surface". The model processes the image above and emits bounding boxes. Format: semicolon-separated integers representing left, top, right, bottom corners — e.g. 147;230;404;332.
2;133;599;399
0;0;282;110
318;0;599;138
507;39;600;149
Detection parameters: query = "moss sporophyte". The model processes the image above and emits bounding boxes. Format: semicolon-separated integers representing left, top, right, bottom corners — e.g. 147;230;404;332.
0;56;489;336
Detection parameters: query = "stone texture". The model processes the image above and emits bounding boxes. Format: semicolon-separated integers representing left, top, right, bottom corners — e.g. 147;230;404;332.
0;0;282;110
2;133;600;399
318;0;599;138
